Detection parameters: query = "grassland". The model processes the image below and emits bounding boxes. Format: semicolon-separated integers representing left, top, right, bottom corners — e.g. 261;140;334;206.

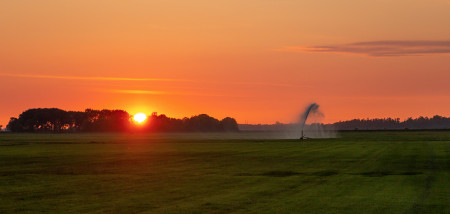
0;131;449;213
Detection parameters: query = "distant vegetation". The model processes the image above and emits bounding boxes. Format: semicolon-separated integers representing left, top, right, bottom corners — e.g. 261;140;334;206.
239;115;450;131
328;116;450;130
6;108;239;133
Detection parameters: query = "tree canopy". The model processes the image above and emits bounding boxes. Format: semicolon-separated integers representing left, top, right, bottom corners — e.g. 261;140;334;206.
6;108;239;133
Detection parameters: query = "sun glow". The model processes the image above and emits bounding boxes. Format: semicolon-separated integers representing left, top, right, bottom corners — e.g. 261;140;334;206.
133;113;147;123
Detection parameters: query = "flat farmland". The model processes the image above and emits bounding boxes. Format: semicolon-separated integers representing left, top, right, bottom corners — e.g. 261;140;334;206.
0;131;449;213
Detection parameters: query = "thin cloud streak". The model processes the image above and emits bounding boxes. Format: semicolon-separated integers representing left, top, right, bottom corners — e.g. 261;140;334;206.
0;73;301;88
101;89;247;98
107;89;168;95
277;40;450;56
0;73;188;82
229;81;309;88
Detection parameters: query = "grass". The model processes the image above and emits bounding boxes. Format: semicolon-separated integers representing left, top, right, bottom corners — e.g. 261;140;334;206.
0;131;449;213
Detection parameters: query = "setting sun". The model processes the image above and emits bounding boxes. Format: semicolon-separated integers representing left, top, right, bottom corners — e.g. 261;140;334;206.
133;113;147;123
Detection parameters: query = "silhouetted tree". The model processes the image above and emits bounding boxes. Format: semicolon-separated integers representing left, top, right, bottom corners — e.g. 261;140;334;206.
220;117;239;132
7;108;68;132
185;114;221;132
81;109;131;132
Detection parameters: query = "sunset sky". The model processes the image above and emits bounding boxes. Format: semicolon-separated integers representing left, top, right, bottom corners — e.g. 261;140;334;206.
1;0;449;126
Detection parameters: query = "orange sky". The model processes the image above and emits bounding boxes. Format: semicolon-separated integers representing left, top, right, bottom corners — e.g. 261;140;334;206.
1;0;449;126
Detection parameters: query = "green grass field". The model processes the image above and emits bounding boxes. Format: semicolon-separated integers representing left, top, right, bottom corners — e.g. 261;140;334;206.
0;131;449;213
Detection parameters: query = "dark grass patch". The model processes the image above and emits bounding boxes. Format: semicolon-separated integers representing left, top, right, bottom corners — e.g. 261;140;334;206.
235;172;253;176
236;170;339;177
260;171;303;177
313;170;339;177
360;171;392;177
359;171;423;177
400;171;423;175
0;142;28;146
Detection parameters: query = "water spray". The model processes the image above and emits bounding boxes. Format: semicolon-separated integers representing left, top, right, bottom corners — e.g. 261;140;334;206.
299;103;320;140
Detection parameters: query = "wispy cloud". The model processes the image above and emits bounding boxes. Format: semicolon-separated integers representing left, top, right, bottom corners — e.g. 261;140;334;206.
277;40;450;56
0;73;300;88
106;89;167;95
101;89;247;97
229;81;306;88
0;73;188;82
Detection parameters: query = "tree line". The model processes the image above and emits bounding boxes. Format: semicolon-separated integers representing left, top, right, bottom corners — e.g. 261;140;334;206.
326;115;450;130
239;115;450;131
6;108;239;133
